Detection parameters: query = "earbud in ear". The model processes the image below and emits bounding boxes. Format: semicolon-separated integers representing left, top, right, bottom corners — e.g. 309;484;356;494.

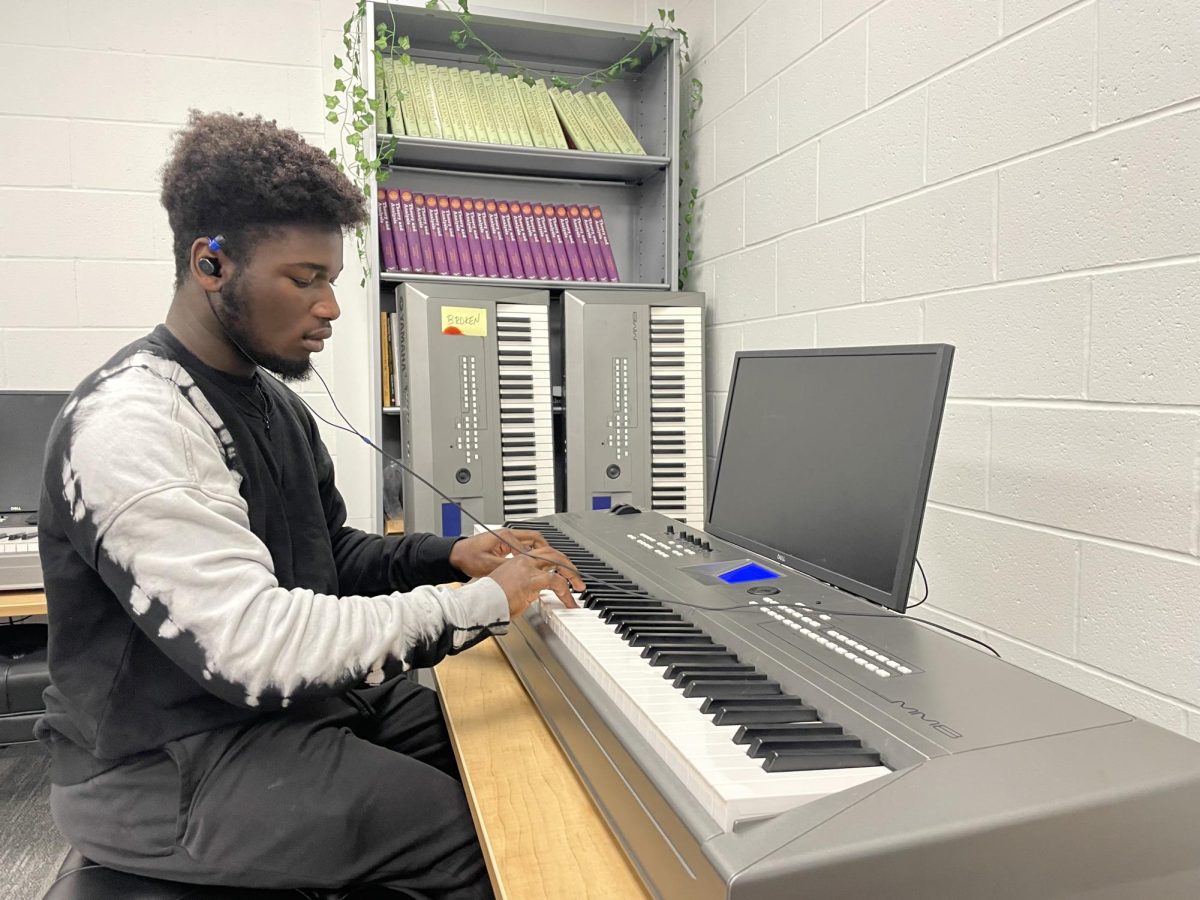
198;257;220;277
207;235;226;253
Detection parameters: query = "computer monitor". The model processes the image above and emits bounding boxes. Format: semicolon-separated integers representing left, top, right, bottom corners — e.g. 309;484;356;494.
0;391;70;517
706;345;954;613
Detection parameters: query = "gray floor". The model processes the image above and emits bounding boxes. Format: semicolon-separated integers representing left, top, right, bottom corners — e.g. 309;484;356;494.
0;741;65;900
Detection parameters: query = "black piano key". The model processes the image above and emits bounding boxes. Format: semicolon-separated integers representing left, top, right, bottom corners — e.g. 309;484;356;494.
627;633;710;648
584;597;656;611
611;618;685;633
682;682;784;699
732;723;846;744
652;657;734;672
666;663;758;682
707;701;820;725
674;670;768;688
686;681;787;700
616;622;699;637
747;735;865;758
762;748;883;772
621;627;702;641
600;611;678;625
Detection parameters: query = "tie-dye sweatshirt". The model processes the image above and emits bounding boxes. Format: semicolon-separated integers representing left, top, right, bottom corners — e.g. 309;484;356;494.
35;326;508;784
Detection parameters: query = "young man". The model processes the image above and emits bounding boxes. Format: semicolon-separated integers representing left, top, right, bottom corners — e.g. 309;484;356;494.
36;110;581;898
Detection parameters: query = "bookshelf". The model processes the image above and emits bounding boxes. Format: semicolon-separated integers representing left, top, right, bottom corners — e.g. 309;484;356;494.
365;2;683;532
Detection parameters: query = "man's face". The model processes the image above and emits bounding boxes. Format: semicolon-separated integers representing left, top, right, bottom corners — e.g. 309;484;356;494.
219;226;343;381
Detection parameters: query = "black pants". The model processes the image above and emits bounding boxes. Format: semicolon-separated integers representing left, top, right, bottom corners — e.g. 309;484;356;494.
50;677;492;898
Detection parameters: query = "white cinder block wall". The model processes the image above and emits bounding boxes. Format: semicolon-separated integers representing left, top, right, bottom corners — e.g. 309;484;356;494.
680;0;1200;740
0;0;646;532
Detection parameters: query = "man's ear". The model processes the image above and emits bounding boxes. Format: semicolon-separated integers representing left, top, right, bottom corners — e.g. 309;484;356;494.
191;236;226;288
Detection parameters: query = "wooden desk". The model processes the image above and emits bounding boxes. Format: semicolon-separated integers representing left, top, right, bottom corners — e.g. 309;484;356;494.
0;590;46;617
435;637;648;900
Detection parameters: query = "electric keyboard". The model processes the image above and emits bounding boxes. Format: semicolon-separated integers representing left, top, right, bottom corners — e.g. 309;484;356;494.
394;284;556;535
498;510;1200;899
0;527;42;590
562;291;706;525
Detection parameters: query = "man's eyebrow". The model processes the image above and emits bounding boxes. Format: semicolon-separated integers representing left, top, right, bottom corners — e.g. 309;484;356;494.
290;262;329;273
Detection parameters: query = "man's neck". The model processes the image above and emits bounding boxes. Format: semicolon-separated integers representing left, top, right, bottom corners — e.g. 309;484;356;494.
164;288;256;377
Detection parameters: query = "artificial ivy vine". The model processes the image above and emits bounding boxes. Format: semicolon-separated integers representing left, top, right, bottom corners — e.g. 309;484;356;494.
325;0;700;287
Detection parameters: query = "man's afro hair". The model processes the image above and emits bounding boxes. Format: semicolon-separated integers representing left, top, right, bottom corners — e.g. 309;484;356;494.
161;110;368;284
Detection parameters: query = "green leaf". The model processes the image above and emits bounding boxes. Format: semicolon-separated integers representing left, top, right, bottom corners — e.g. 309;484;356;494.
400;35;411;50
328;148;338;160
353;85;367;99
425;0;437;7
326;110;339;123
325;94;338;109
333;55;343;69
668;9;675;22
400;52;411;65
334;78;346;92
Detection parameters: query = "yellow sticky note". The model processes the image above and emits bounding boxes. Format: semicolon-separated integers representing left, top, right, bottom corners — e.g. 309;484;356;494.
440;306;488;336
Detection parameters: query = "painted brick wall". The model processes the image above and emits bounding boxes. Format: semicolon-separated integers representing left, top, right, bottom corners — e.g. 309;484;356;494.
0;0;646;533
679;0;1200;739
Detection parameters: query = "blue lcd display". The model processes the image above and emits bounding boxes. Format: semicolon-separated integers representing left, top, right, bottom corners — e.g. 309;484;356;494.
718;562;780;584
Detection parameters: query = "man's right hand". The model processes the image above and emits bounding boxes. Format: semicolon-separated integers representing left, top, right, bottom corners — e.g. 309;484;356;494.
486;552;581;618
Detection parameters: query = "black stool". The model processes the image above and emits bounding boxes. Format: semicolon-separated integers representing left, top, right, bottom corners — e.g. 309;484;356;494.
43;848;419;899
0;622;50;744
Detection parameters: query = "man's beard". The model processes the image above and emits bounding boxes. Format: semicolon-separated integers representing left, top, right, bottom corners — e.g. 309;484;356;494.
218;273;312;382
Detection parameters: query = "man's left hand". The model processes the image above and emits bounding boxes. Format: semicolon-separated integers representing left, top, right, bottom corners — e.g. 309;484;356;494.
448;528;585;591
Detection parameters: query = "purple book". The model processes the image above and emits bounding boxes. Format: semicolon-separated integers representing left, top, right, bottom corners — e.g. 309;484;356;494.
377;189;398;272
579;205;609;282
542;204;572;279
509;201;538;279
473;199;501;277
531;204;561;280
496;201;525;279
519;202;550;279
484;200;512;278
399;191;426;273
451;197;480;277
412;194;439;274
385;189;413;272
462;199;489;277
567;205;599;281
436;196;463;276
552;205;585;281
589;205;621;282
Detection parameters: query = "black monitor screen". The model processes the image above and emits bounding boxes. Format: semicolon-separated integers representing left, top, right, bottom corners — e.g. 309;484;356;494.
707;345;953;612
0;391;69;516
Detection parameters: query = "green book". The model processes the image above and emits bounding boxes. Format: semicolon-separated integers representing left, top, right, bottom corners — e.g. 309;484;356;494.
414;64;443;138
396;60;426;138
548;86;592;151
382;58;407;136
593;89;647;155
482;73;513;144
505;76;534;145
515;79;548;148
447;68;478;142
434;66;460;139
583;91;627;153
533;80;568;149
374;66;391;135
494;74;525;146
465;70;497;143
571;91;619;153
